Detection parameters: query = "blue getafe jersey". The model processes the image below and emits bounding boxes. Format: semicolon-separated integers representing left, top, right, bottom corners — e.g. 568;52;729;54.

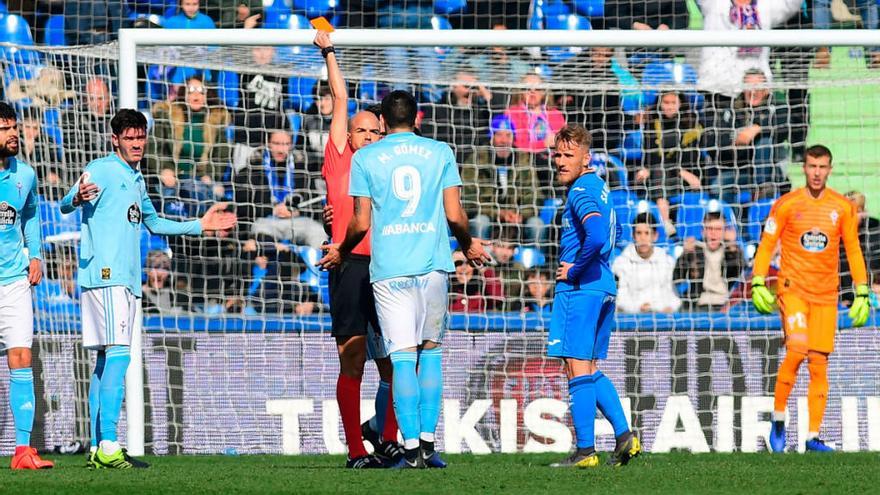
349;132;461;282
556;171;617;294
0;158;41;286
61;154;202;297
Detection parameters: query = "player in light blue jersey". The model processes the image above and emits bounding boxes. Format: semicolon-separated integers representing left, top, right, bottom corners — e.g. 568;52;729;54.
319;91;489;468
60;109;236;469
0;102;55;470
548;125;640;468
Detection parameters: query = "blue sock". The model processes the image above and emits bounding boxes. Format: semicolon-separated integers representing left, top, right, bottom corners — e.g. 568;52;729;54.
9;368;35;447
417;348;443;441
390;351;420;448
569;374;596;449
99;346;131;443
593;371;630;437
371;380;391;434
90;351;106;448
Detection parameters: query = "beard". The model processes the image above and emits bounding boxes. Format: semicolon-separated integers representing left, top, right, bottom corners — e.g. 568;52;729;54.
0;142;18;158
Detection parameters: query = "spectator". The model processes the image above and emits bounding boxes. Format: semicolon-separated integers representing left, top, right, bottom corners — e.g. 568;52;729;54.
204;0;262;28
697;0;803;113
236;129;327;249
300;83;334;174
461;114;543;242
638;90;705;235
709;70;790;205
142;250;186;314
63;0;123;45
19;113;65;199
489;230;527;310
813;0;880;68
449;251;503;312
420;71;492;162
674;211;745;311
60;76;113;171
601;0;691;30
522;269;553;317
505;73;566;154
149;75;230;184
612;213;682;313
231;46;288;160
170;226;242;313
840;190;880;305
165;0;217;29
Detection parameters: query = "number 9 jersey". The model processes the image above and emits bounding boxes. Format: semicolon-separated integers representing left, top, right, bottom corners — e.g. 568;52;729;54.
348;131;462;283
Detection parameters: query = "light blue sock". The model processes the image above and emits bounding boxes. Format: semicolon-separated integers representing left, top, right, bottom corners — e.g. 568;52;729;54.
417;348;443;441
371;380;391;434
593;371;630;437
9;368;35;447
90;351;106;448
99;346;131;443
390;351;420;448
569;374;596;449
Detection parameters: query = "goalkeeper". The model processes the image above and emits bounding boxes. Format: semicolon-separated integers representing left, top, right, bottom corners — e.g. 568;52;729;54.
751;144;871;453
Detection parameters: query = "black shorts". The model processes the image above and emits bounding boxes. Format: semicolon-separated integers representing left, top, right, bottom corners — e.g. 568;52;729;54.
328;254;380;338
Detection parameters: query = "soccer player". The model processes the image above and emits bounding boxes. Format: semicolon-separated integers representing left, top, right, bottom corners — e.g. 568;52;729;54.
314;30;403;468
0;102;54;470
319;90;489;468
61;109;236;469
751;144;870;452
548;125;640;468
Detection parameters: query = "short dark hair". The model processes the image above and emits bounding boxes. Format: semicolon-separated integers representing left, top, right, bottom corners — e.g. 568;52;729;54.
381;90;418;130
110;109;147;136
0;101;17;122
632;212;656;233
805;144;833;164
703;211;724;224
365;104;382;118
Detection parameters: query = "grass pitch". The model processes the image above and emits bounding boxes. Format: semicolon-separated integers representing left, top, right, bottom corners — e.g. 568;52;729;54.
1;452;878;494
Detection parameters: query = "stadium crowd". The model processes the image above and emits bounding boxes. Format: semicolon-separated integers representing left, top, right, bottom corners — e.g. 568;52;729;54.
2;0;880;317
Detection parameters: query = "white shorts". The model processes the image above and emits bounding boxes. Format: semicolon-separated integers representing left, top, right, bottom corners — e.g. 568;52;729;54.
372;271;448;355
0;278;34;353
81;286;141;349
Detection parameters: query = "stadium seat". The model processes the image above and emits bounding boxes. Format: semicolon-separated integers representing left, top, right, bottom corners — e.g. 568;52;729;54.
288;76;318;112
434;0;467;15
295;245;330;303
0;14;35;52
273;14;314;61
292;0;335;18
539;197;563;226
140;230;171;267
0;1;7;14
513;246;546;269
572;0;605;17
590;152;628;190
217;70;240;108
38;199;81;251
745;197;775;244
43;15;66;46
671;193;737;241
610;191;668;246
620;129;643;163
43;107;63;146
640;60;701;109
287;112;302;136
263;0;292;28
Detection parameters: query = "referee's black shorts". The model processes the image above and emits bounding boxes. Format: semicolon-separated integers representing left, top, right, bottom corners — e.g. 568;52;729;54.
328;254;380;338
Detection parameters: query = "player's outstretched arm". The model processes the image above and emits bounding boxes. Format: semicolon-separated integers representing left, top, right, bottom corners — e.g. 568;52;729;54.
22;177;42;285
317;196;370;270
315;30;348;154
199;203;239;233
443;186;489;266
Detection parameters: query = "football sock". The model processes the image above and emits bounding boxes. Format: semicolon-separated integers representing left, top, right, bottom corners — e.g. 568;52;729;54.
390;351;420;449
336;374;367;459
371;380;390;437
382;386;399;443
418;348;443;442
593;371;630;437
99;346;130;444
9;368;35;447
807;352;829;437
773;350;805;414
569;374;596;449
89;351;106;448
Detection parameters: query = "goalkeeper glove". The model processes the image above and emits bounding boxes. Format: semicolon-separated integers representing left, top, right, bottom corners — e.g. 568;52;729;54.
849;284;871;327
751;276;775;314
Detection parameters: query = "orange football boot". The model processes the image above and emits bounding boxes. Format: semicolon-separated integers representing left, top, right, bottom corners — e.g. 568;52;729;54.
10;446;54;470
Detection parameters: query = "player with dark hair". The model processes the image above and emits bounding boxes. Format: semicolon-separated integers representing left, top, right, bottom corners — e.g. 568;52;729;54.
548;124;640;468
319;89;489;469
0;101;54;470
61;108;237;469
313;30;402;469
752;144;870;452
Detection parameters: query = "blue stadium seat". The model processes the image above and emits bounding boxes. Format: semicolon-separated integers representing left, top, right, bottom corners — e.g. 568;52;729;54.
0;14;35;56
272;14;315;61
621;129;643;163
140;230;170;267
287;112;302;136
43;107;63;146
263;0;292;29
610;191;668;247
296;245;330;303
641;60;701;109
513;246;546;269
43;15;66;46
590;152;628;190
434;0;467;15
671;192;737;241
745;197;775;244
217;70;240;108
0;1;7;14
539;197;563;226
292;0;335;18
572;0;604;17
288;76;317;112
38;198;81;251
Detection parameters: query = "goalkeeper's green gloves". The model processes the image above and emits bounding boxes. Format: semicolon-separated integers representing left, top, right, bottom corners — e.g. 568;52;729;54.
751;276;775;314
849;284;871;327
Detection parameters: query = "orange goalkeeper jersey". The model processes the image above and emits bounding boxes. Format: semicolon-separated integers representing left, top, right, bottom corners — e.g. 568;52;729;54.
753;187;867;306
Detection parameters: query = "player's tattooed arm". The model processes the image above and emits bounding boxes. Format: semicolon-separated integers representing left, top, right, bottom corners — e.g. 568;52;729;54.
318;197;370;270
443;186;490;266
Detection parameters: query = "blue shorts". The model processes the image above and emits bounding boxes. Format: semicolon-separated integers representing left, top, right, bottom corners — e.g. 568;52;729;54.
547;290;616;360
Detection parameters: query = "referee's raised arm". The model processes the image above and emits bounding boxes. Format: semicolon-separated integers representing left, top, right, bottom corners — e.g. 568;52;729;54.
314;30;349;155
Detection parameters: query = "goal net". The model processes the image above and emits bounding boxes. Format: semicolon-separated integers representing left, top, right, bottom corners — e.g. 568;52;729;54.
2;30;879;456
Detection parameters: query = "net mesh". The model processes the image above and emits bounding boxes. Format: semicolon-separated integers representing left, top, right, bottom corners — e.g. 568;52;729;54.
1;33;880;455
